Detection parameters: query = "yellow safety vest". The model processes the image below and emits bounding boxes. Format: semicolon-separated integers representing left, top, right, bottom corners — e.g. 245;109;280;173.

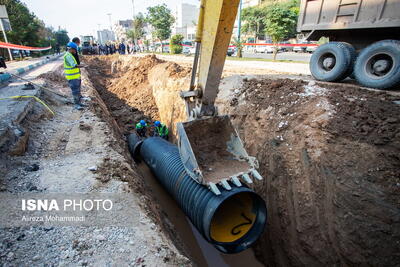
63;52;81;80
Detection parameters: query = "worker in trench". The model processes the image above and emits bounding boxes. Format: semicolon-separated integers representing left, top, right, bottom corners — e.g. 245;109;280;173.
135;120;148;137
63;42;86;110
153;121;169;140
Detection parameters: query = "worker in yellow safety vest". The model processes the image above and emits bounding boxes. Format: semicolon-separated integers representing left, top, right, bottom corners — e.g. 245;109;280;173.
64;41;85;110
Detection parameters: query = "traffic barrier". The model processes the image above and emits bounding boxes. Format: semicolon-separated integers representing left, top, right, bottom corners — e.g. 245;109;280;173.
0;41;51;51
128;135;267;254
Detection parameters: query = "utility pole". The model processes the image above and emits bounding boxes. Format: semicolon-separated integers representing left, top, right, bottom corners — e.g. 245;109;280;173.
131;0;138;48
97;24;102;44
107;13;112;31
237;0;242;41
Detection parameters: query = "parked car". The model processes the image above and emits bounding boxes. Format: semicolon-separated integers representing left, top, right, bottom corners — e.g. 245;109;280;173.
183;46;196;54
279;41;293;52
293;45;307;53
254;45;274;53
306;45;318;53
227;47;235;56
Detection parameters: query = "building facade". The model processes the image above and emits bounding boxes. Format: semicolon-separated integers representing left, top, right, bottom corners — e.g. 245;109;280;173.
97;29;115;44
113;20;133;42
172;3;199;41
242;0;262;8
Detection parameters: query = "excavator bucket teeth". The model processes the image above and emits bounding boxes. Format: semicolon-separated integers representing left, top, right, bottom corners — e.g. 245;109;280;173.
177;115;261;193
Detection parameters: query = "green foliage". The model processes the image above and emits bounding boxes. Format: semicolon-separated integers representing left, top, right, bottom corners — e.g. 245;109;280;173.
263;1;298;44
241;0;299;42
54;30;69;46
232;37;243;58
170;34;183;54
144;39;150;52
146;4;174;42
127;12;146;42
241;6;266;40
318;36;329;45
0;0;69;58
262;0;299;60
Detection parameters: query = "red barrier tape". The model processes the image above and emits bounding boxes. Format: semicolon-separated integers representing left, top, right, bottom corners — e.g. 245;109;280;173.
0;41;51;51
243;43;318;47
179;43;318;48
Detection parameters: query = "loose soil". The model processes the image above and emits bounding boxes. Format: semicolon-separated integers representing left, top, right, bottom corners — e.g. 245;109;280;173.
218;76;400;266
0;62;191;266
85;55;190;136
83;54;400;266
183;117;251;183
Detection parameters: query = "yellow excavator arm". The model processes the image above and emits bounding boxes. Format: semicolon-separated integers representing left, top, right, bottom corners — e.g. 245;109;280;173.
178;0;263;195
181;0;240;118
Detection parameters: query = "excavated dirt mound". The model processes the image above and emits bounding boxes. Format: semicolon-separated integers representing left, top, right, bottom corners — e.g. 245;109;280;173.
85;55;190;135
84;54;400;266
220;77;400;266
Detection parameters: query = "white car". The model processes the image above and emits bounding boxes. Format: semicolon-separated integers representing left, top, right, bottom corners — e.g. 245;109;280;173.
254;45;275;53
183;46;195;54
306;45;318;53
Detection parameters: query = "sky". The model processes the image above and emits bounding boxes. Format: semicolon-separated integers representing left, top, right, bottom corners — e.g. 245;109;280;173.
23;0;199;39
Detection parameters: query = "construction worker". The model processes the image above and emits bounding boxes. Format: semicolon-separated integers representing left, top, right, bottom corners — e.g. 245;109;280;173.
154;121;169;140
64;42;85;110
71;37;81;64
136;120;147;137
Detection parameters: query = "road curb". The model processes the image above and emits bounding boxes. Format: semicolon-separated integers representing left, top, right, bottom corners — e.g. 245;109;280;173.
0;54;62;83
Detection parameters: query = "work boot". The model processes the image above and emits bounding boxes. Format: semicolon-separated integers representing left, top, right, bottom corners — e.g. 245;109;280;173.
73;95;84;110
79;95;89;107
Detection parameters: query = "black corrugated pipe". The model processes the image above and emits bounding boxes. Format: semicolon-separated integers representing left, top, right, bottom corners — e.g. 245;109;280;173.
128;134;267;254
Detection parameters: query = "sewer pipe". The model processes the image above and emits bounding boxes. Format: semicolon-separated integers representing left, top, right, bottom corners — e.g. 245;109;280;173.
128;135;267;254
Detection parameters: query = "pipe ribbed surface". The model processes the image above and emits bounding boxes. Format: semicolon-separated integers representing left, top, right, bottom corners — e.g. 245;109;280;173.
134;136;267;254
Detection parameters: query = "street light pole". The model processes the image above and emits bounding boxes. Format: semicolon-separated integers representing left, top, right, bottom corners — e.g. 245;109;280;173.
237;0;242;41
131;0;138;48
0;19;12;60
107;13;112;31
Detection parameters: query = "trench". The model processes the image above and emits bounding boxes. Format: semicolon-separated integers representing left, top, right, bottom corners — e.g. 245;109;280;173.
137;162;264;267
84;56;265;266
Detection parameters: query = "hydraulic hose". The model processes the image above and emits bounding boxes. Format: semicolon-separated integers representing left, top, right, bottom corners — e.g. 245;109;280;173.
128;135;267;254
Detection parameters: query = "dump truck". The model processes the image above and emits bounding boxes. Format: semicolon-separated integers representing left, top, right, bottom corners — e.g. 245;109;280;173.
297;0;400;89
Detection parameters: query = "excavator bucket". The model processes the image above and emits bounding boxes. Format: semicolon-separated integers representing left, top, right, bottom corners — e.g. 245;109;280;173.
177;115;263;195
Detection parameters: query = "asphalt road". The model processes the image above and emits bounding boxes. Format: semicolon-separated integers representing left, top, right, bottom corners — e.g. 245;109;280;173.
241;51;312;62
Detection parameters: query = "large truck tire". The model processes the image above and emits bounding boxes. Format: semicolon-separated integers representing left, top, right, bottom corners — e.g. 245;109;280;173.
310;42;356;82
354;40;400;89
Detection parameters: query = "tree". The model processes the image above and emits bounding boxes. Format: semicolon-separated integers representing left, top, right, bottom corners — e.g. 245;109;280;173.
0;0;42;45
264;1;298;60
170;34;183;54
54;29;69;46
126;12;146;44
146;4;174;52
241;6;266;42
0;0;67;59
232;37;244;58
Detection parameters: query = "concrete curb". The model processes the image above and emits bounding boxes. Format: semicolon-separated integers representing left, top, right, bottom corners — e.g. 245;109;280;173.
0;54;62;83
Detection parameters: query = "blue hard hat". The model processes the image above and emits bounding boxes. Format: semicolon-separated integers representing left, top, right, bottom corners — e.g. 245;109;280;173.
140;120;146;126
67;41;78;50
154;121;161;127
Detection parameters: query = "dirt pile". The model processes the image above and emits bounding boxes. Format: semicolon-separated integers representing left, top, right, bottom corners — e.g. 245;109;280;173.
85;55;190;135
217;77;400;266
